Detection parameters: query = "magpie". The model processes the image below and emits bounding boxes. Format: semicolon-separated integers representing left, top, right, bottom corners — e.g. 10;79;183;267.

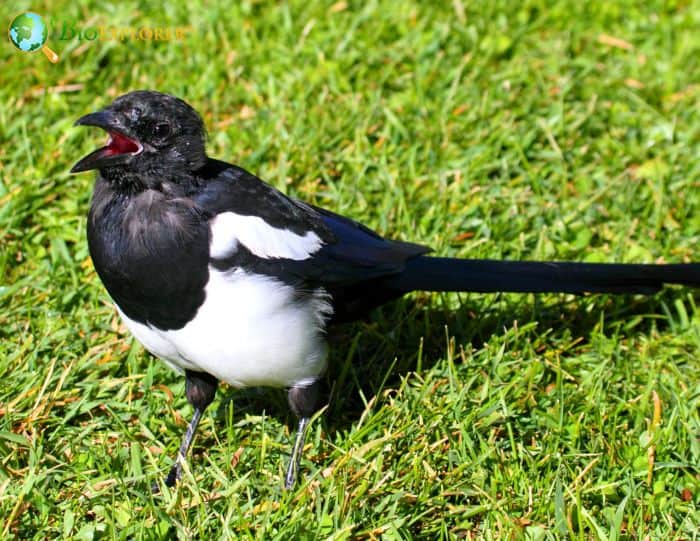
71;90;700;490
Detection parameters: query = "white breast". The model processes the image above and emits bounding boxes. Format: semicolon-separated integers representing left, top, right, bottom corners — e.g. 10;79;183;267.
118;268;332;388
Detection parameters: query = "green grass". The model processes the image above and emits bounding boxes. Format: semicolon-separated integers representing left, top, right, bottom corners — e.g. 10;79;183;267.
1;0;699;538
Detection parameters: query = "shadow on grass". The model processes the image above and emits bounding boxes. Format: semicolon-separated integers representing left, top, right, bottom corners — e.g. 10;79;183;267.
211;286;694;433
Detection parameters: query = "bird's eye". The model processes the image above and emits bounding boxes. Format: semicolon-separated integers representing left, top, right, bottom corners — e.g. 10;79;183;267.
153;122;171;138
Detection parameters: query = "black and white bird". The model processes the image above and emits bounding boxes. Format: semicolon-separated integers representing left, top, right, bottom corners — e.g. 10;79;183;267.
71;90;700;489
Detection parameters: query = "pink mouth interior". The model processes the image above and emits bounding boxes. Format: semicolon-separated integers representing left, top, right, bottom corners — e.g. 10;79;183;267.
104;131;140;156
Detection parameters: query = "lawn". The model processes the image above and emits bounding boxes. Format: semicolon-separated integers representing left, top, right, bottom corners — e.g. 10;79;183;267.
1;0;699;538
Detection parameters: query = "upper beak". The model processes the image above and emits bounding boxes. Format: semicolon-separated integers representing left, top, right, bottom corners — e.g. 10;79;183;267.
73;110;120;131
71;109;141;173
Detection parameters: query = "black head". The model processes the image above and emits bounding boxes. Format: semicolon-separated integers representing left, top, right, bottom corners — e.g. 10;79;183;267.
71;90;207;190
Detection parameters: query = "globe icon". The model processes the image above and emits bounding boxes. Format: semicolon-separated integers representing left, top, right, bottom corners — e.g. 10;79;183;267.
9;12;48;52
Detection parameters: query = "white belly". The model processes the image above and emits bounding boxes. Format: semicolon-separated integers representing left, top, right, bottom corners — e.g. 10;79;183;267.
118;268;332;388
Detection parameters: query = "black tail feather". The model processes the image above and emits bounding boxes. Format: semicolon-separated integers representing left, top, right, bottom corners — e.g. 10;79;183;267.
391;257;700;295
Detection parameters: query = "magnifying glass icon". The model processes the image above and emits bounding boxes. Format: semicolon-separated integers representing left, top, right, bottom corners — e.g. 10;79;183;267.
9;12;59;63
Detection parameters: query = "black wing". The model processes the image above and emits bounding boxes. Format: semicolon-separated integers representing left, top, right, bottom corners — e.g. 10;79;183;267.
306;204;430;284
193;160;430;315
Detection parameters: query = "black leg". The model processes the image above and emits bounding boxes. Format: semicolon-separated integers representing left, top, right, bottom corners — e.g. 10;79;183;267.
285;380;320;489
162;370;218;488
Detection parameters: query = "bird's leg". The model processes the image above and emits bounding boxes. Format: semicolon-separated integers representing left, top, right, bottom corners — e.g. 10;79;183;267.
285;380;320;489
163;370;218;488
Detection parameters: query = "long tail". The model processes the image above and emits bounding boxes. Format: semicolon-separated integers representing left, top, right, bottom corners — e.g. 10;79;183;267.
390;257;700;295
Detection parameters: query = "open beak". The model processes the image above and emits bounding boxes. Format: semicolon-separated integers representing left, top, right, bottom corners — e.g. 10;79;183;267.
71;110;143;173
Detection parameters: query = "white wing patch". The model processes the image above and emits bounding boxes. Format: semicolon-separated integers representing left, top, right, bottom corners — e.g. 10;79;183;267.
209;212;323;260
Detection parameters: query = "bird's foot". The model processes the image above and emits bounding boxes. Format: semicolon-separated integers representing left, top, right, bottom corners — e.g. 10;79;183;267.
151;462;181;494
165;462;181;487
285;416;310;490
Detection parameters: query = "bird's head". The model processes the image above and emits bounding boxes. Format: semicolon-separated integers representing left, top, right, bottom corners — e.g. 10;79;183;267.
71;90;207;190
